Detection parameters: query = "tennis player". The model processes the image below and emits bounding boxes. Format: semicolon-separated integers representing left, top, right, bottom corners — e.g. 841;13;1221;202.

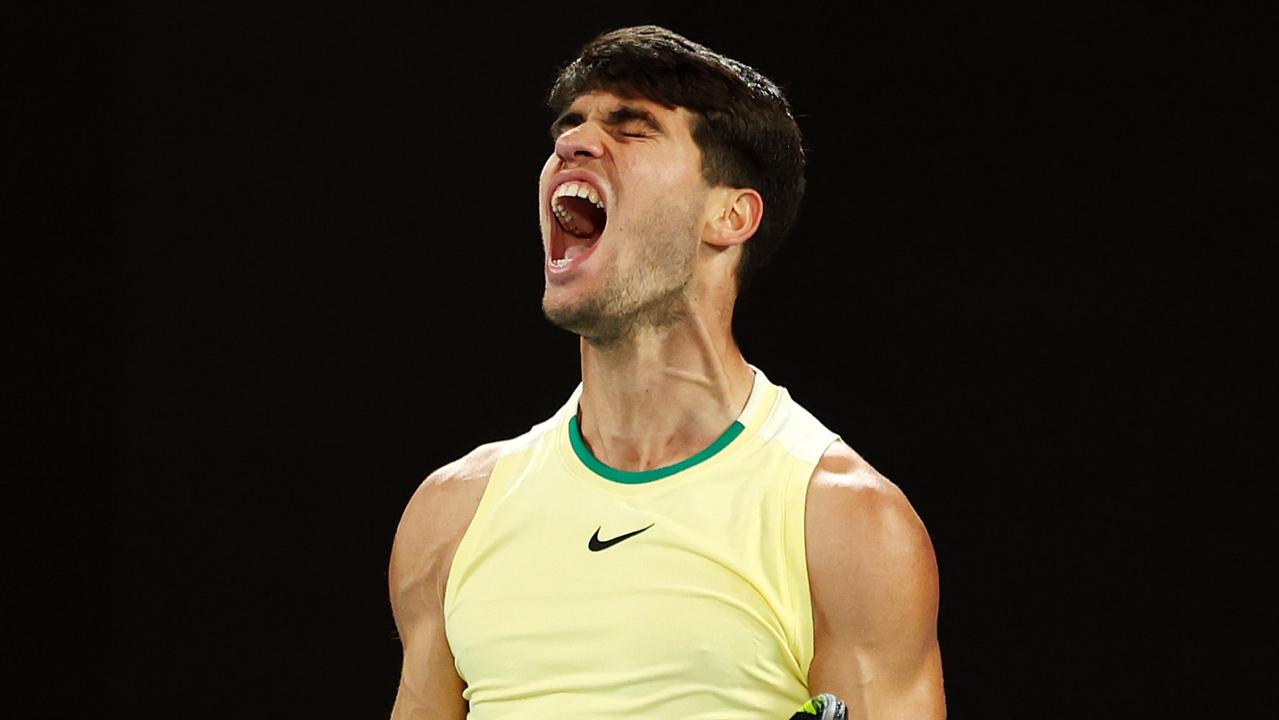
389;25;945;719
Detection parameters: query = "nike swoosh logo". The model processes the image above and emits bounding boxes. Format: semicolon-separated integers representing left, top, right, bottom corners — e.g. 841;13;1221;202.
588;523;655;552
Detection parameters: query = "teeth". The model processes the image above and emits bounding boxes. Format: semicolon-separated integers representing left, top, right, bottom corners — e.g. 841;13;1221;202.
551;199;580;233
553;180;607;210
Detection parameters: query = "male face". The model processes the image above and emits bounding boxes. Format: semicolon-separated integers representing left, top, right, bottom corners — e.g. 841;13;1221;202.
539;90;712;346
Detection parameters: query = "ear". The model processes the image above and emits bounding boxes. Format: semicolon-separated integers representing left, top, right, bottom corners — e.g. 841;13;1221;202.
702;187;763;249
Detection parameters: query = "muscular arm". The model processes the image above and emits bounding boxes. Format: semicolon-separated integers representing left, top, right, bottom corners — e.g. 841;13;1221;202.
806;440;945;720
388;445;498;720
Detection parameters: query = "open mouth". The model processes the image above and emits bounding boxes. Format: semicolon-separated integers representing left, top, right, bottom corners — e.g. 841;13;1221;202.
549;180;608;268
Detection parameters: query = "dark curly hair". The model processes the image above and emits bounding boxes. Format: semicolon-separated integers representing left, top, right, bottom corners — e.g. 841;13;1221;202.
547;25;806;295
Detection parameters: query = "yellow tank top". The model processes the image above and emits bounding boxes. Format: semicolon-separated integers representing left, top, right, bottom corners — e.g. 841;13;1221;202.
443;365;841;719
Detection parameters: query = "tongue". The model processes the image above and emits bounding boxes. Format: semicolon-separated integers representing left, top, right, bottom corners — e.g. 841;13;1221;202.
564;243;589;261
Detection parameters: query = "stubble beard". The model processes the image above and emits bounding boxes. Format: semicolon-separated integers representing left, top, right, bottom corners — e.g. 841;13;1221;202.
543;216;698;349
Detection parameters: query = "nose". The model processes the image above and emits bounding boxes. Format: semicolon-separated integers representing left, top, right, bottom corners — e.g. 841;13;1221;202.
554;122;605;164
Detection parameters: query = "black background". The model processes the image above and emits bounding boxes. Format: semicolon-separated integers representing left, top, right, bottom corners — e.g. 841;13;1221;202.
25;4;1269;719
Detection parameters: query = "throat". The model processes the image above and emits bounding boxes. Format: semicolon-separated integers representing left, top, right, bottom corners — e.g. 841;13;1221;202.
576;355;756;473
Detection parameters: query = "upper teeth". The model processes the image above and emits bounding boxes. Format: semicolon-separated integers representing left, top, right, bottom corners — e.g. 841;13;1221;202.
552;181;605;211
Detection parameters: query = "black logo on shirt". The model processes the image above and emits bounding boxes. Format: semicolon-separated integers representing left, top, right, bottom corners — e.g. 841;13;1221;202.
588;523;654;552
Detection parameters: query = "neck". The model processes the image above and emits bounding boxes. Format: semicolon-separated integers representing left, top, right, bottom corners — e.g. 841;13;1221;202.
576;308;754;473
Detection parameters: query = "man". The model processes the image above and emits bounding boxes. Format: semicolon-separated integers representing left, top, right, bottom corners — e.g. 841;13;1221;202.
389;25;944;719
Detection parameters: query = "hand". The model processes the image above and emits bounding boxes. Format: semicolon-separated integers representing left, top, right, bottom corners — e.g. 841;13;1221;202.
789;692;848;720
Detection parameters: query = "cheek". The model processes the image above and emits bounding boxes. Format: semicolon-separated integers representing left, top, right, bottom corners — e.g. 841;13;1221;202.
624;155;685;191
636;162;704;213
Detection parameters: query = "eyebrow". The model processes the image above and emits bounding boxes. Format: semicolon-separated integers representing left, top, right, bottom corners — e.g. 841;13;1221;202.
549;105;664;140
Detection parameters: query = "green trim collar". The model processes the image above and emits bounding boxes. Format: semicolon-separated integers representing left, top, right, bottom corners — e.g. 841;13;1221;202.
568;415;745;484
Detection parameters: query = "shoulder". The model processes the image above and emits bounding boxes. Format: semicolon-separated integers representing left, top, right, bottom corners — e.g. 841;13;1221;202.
807;439;930;543
388;441;506;606
391;399;571;564
403;442;505;520
805;439;939;637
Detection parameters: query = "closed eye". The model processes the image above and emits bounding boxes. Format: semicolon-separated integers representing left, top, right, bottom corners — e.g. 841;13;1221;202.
619;124;651;139
549;104;664;142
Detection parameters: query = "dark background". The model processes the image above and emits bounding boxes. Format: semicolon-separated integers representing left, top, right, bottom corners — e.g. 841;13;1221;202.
26;4;1268;719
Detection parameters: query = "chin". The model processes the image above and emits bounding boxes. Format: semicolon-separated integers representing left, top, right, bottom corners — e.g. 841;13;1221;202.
542;291;627;345
542;293;592;332
542;281;580;315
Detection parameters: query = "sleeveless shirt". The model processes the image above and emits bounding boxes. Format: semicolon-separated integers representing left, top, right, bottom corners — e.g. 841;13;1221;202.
443;365;841;719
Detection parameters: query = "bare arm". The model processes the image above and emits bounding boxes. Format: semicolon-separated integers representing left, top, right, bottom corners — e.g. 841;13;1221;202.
388;445;498;720
806;440;945;720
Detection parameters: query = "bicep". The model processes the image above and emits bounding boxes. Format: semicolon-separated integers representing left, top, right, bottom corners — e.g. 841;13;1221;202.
806;458;945;719
388;485;470;720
